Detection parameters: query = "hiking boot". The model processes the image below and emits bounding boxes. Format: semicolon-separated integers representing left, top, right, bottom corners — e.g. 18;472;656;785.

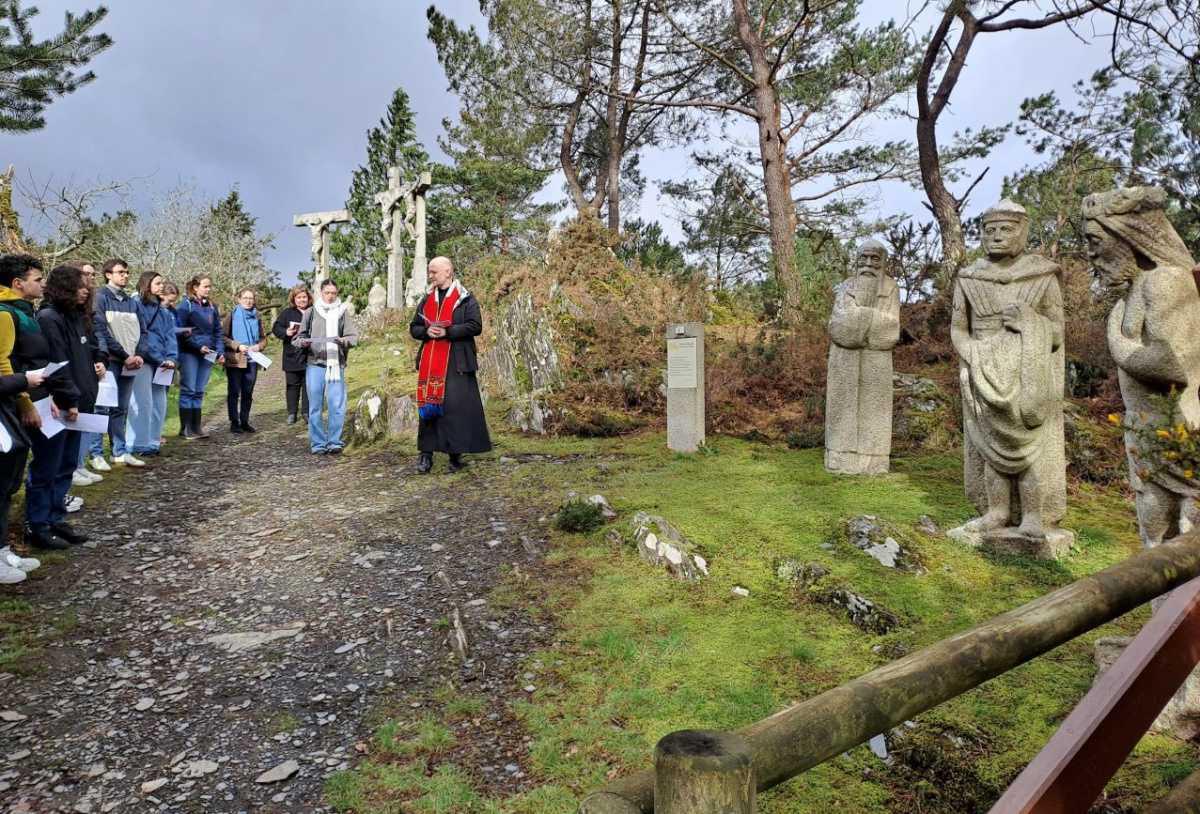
25;524;70;551
416;452;433;474
51;523;88;545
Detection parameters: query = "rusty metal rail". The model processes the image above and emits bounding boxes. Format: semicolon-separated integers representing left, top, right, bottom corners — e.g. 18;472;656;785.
581;532;1200;813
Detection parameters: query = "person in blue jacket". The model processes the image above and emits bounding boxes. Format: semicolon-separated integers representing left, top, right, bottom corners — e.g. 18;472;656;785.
175;274;224;439
126;272;178;456
90;259;145;468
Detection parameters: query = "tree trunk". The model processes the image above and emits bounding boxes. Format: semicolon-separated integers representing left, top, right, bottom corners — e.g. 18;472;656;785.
605;0;624;233
654;730;756;814
731;0;798;322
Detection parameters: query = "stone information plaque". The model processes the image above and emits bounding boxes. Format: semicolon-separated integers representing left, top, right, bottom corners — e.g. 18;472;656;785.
667;338;698;390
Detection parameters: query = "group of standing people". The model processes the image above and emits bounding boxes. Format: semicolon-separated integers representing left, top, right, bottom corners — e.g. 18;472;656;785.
0;253;275;583
0;252;492;584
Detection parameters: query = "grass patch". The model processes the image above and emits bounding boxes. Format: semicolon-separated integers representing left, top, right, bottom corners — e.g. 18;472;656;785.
375;716;456;758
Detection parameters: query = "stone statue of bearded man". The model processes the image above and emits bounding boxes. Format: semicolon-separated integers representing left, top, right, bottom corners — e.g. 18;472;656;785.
948;199;1072;558
825;239;900;475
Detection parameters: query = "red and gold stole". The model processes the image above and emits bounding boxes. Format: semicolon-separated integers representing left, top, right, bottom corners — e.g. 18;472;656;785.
416;286;461;419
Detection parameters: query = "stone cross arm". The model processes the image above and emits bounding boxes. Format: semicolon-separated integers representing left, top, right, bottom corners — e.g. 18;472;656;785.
293;209;350;229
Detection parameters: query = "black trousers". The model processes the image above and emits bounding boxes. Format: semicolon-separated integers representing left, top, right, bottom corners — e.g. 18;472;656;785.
0;447;28;546
284;369;308;417
226;363;258;425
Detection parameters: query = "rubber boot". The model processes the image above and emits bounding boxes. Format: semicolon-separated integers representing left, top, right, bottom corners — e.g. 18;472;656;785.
416;452;433;474
193;408;210;439
180;408;197;440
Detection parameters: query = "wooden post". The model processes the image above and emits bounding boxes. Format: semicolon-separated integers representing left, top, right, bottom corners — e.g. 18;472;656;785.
655;730;755;814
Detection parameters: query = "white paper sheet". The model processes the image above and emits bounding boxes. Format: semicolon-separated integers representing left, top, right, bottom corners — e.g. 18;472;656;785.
153;366;175;387
26;360;68;379
33;398;65;438
203;351;219;363
0;420;11;453
62;411;109;434
246;350;272;369
95;371;118;407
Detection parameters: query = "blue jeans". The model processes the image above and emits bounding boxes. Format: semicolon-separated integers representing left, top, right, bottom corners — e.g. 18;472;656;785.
179;353;214;410
78;432;94;466
92;371;135;457
27;427;81;528
125;366;167;454
306;364;346;452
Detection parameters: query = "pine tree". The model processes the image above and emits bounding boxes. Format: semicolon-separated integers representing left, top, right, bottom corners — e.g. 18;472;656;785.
0;1;112;133
208;187;256;239
328;87;429;304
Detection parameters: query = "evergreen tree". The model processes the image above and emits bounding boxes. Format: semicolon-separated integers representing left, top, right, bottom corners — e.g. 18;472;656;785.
328;87;429;305
431;89;556;261
0;1;112;133
208;187;256;239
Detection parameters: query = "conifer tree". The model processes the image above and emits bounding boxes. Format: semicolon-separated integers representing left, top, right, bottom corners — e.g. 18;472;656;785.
0;1;112;133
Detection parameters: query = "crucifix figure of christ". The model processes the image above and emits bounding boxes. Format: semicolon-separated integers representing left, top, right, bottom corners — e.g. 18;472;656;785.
374;164;411;309
293;209;350;286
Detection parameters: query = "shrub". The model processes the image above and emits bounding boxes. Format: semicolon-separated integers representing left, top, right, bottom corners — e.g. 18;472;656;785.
555;499;605;533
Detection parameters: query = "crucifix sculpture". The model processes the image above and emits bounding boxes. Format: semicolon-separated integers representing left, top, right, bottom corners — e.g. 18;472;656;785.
293;208;350;286
374;163;433;309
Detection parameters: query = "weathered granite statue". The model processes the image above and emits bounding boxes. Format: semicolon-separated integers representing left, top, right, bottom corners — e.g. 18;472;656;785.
948;200;1072;558
1083;186;1200;738
824;239;900;475
366;277;387;316
293;209;350;285
1084;186;1200;550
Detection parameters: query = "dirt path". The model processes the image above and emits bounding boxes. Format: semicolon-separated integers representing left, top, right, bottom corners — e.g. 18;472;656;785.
1;368;553;813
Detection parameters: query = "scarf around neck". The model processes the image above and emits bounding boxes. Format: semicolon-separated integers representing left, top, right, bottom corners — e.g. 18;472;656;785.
313;297;347;382
232;305;261;346
416;282;466;420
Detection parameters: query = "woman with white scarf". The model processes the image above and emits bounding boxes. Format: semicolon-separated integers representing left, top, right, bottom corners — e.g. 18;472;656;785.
293;279;358;454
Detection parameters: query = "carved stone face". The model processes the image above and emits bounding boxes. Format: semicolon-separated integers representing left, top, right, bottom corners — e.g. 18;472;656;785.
857;248;886;276
981;218;1028;259
1084;219;1138;295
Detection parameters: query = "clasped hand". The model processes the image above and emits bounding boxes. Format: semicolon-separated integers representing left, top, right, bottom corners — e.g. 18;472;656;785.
1001;303;1029;333
427;326;447;339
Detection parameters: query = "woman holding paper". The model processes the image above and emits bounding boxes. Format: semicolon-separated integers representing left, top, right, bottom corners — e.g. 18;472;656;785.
176;275;224;440
126;272;177;456
222;288;267;434
294;279;358;454
271;285;311;425
27;265;102;549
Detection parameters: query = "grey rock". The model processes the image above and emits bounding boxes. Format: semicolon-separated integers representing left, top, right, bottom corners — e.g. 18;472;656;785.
255;759;300;784
628;512;708;582
205;627;304;654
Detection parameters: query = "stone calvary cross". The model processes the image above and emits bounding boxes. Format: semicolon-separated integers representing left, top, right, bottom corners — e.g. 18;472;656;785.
374;163;432;308
293;209;350;286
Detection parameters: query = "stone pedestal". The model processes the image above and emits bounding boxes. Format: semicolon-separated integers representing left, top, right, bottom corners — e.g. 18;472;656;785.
666;323;704;453
947;523;1075;560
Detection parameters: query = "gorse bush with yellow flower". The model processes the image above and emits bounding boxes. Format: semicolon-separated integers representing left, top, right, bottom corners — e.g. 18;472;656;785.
1108;388;1200;484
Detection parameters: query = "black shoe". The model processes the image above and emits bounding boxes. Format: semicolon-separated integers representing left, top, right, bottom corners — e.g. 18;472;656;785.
230;422;244;434
448;454;467;472
326;445;341;454
50;523;88;545
25;524;70;551
286;413;297;425
416;452;433;474
241;421;256;433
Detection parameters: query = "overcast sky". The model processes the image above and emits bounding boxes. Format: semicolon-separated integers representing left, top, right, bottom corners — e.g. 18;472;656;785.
7;1;1114;284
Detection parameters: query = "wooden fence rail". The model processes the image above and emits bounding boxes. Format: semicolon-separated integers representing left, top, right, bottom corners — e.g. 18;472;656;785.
580;531;1200;814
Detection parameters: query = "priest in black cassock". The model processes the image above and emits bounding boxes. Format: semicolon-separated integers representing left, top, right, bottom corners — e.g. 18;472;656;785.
409;256;492;473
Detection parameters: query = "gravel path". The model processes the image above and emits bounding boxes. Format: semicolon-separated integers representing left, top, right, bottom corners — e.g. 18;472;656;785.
1;369;553;813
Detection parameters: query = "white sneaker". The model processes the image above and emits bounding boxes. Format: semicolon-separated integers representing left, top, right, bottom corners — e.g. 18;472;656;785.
116;453;145;467
72;468;99;486
0;546;39;573
89;455;112;472
0;560;25;584
64;494;84;513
